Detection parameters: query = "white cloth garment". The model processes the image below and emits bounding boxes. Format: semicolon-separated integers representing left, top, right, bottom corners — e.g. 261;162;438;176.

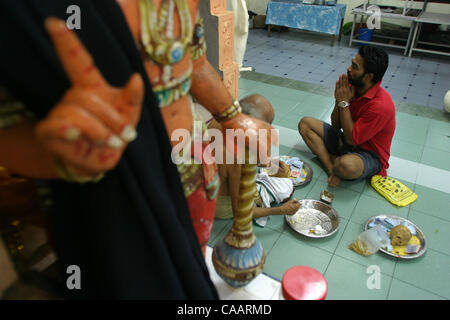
254;172;294;227
192;99;213;125
227;0;249;68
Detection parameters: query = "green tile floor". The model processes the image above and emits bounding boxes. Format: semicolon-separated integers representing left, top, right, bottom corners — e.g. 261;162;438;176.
208;72;450;300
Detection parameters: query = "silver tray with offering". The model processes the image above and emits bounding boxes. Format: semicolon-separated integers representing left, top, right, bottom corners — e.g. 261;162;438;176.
285;199;340;238
261;155;313;187
365;215;427;260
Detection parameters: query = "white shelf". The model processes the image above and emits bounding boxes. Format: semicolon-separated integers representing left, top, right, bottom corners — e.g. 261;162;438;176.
349;1;428;55
409;11;450;57
416;12;450;25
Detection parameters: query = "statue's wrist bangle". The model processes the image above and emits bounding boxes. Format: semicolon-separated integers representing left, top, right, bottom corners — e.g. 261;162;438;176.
214;100;242;122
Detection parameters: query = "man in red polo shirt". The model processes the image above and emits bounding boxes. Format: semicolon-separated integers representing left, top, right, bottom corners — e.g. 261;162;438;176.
298;46;395;187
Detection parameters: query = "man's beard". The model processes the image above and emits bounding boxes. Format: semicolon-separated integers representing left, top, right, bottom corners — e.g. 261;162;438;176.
348;72;365;87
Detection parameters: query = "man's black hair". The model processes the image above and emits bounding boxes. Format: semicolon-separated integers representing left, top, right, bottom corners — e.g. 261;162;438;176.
358;46;389;84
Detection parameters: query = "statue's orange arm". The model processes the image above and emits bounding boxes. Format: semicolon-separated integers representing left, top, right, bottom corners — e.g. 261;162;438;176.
190;55;278;162
190;55;234;116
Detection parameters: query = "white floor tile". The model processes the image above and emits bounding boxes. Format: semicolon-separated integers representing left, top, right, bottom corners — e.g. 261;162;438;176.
416;163;450;195
271;285;283;300
243;273;281;300
387;156;419;185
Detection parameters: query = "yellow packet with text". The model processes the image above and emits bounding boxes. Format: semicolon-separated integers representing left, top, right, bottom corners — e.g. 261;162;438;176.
371;175;418;207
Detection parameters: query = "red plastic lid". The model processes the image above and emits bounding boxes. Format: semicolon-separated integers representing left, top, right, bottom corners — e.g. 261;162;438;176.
281;266;328;300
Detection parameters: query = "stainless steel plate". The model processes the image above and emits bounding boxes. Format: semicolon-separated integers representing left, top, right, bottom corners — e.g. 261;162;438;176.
285;199;340;239
296;161;313;187
365;215;427;260
261;156;313;187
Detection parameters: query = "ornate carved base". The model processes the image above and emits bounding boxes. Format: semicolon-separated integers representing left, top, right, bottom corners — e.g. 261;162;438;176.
201;1;262;288
212;157;265;288
212;236;265;288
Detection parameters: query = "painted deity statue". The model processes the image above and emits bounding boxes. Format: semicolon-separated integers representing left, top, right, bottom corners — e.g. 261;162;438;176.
1;0;276;256
117;0;276;254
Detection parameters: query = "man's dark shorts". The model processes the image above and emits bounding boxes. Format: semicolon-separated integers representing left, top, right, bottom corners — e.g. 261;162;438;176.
323;122;381;181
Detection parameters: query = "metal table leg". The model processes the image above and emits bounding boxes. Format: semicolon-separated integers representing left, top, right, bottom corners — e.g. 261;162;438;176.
349;14;357;47
409;21;420;57
338;18;344;42
404;21;415;56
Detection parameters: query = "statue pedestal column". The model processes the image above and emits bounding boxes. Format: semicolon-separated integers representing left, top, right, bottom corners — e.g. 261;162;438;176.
199;1;264;289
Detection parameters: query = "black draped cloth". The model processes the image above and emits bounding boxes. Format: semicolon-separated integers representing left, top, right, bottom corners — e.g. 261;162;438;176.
0;0;218;299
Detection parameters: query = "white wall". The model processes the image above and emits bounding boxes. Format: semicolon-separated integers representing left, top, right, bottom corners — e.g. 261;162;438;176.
246;0;270;15
246;0;450;26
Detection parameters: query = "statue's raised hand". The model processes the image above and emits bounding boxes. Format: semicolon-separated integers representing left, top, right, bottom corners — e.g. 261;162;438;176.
36;18;144;177
221;113;278;166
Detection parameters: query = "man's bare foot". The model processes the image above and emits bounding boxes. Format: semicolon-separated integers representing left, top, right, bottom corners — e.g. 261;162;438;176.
328;174;341;187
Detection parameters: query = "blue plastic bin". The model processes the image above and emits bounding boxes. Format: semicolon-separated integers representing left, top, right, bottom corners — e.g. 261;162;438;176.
357;27;374;45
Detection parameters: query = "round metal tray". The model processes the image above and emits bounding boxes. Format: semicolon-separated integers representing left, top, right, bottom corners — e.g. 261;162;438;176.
261;156;313;187
285;199;340;239
365;215;427;260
